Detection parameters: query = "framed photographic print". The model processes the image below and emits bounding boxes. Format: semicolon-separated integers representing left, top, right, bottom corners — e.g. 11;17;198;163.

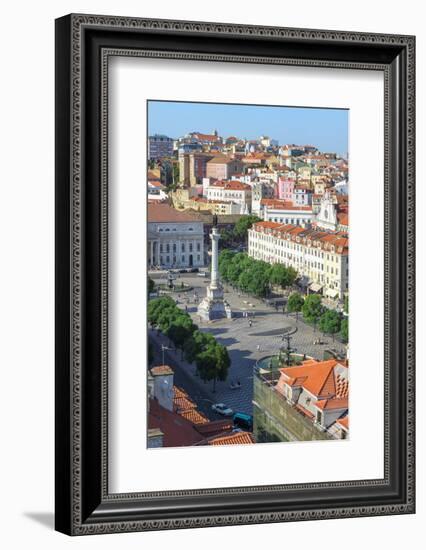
55;14;415;535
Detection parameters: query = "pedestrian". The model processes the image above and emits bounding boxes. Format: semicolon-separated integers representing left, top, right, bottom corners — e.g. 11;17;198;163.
249;319;252;328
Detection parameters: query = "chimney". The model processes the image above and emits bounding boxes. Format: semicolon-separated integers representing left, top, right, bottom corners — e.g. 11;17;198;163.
150;365;175;411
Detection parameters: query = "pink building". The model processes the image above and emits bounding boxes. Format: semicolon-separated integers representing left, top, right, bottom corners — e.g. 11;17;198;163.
277;177;295;200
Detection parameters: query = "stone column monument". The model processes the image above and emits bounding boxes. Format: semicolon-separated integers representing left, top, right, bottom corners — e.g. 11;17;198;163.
197;216;233;321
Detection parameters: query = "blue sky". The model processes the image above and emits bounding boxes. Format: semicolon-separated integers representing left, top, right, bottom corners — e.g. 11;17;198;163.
148;100;348;156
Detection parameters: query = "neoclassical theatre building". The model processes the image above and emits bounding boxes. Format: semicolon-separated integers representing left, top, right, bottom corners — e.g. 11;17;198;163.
148;203;205;269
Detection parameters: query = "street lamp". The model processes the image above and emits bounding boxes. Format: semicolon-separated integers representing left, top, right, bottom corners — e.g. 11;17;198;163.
161;344;171;364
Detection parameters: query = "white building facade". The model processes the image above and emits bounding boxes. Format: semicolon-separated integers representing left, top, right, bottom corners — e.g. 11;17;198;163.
148;204;205;268
261;200;313;227
205;180;252;214
248;221;349;300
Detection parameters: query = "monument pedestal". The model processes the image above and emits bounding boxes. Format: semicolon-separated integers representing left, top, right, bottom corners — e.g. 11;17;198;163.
197;284;233;321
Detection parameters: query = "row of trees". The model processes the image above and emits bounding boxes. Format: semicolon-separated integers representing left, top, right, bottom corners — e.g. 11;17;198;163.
218;250;298;298
147;296;230;390
220;214;261;247
287;292;348;343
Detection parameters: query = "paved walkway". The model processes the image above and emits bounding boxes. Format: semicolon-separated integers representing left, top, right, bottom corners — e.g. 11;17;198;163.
149;272;347;417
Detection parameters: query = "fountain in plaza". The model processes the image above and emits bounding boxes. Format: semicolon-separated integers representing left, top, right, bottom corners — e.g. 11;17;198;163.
197;215;233;321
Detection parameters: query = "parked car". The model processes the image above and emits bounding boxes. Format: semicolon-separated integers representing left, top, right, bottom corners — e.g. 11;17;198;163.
178;268;188;273
189;267;199;273
211;403;233;417
197;271;208;277
233;412;253;431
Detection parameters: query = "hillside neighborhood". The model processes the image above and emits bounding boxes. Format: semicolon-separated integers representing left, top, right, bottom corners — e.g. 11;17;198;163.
147;122;349;448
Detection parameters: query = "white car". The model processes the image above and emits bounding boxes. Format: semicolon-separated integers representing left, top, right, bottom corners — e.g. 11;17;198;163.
211;403;233;417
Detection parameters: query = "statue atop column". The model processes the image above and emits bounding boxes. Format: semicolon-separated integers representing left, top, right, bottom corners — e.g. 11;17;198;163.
197;222;233;321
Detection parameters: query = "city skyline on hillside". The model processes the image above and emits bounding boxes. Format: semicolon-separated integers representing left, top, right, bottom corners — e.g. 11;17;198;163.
148;100;349;157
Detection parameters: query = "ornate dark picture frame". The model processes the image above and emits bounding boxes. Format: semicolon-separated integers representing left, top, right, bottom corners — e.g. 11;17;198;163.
55;14;415;535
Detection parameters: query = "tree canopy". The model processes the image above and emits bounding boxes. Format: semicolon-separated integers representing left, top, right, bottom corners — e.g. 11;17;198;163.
302;294;324;323
147;296;230;390
219;250;298;298
340;318;349;343
270;263;298;289
344;295;349;315
287;292;305;312
233;214;262;241
319;309;341;336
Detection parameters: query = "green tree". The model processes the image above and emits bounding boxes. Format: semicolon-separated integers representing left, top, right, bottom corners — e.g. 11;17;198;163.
344;295;349;315
218;249;235;281
183;330;215;363
172;162;180;185
233;214;261;242
287;292;304;312
226;253;248;285
319;309;341;339
147;296;176;327
196;343;230;391
167;314;196;350
183;334;202;363
220;228;234;248
340;318;349;343
302;294;324;324
247;262;271;297
270;264;298;289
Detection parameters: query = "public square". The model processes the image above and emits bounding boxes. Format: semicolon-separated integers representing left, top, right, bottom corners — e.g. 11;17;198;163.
149;271;347;417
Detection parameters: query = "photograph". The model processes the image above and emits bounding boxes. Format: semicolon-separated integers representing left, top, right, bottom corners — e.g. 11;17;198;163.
146;101;350;448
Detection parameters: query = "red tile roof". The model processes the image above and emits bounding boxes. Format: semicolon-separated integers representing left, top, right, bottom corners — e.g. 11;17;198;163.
337;212;349;226
335;374;349;398
336;416;349;430
314;397;348;410
148;203;200;223
180;409;209;425
211;180;251;191
261;199;312;211
251;222;349;255
192;132;221;142
279;360;339;399
207;157;235;165
148;398;205;447
150;365;174;376
208;431;254;445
